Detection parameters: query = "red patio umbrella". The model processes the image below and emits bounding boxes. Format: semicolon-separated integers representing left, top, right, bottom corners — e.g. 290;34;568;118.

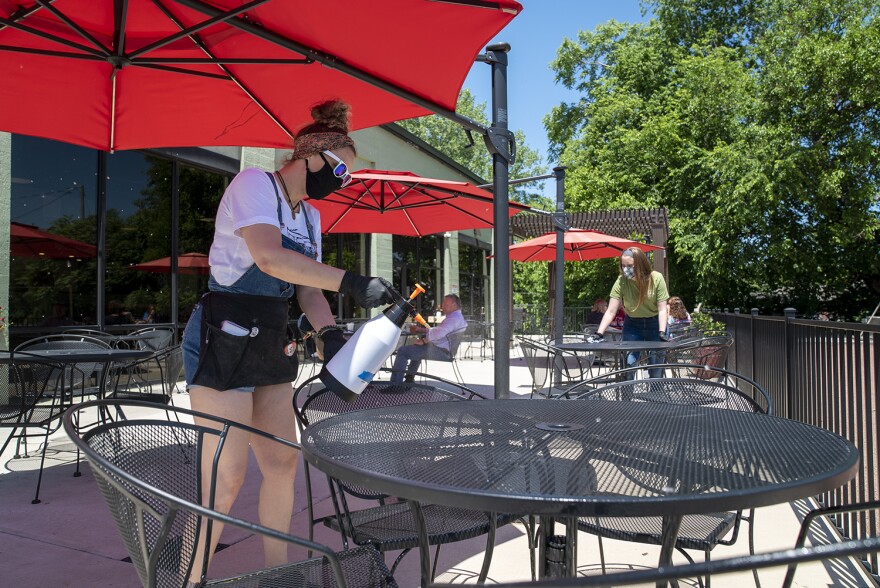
10;221;97;259
310;169;530;237
507;229;664;262
129;252;210;275
0;0;521;151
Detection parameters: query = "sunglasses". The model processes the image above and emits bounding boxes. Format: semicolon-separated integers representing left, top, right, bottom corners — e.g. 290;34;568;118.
319;150;352;187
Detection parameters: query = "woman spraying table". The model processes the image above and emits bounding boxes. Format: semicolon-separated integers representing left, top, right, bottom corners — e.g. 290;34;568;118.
587;247;669;377
181;100;396;584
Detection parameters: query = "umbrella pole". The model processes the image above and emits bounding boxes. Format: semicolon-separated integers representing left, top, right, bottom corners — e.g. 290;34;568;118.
482;43;512;399
553;167;566;387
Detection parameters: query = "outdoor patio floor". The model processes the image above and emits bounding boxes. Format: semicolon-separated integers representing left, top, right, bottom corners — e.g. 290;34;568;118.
0;347;873;587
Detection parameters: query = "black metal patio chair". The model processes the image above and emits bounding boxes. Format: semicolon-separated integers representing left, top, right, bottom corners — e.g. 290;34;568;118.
107;344;184;405
293;371;534;583
421;327;467;383
518;337;593;398
782;499;880;588
0;350;68;503
63;398;398;588
660;334;735;374
562;363;771;413
15;333;111;401
563;376;772;588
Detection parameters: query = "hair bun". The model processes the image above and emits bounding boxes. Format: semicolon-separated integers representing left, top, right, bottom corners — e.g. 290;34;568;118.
310;100;351;133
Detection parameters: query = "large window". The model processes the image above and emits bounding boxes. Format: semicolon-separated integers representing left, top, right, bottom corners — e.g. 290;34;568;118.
8;135;232;340
10;136;98;327
321;233;369;319
392;235;443;316
459;242;490;319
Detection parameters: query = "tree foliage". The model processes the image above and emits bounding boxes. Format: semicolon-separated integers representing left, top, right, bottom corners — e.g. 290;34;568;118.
399;89;552;307
546;0;880;319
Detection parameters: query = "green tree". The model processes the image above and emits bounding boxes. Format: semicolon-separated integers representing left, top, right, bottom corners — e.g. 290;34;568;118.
545;0;880;319
400;89;553;309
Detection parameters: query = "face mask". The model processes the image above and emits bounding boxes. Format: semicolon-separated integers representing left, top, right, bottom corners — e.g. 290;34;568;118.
305;161;344;200
623;266;635;280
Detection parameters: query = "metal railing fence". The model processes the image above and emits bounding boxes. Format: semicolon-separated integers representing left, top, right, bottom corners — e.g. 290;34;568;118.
715;309;880;575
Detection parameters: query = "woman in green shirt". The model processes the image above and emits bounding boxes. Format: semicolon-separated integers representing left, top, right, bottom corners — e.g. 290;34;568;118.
589;247;669;376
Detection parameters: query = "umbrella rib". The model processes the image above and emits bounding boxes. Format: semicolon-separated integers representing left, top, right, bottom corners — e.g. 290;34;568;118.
173;0;489;136
113;0;129;61
0;44;105;60
0;15;107;58
133;57;312;65
130;0;270;59
151;0;295;141
400;207;420;236
34;0;111;54
131;62;230;80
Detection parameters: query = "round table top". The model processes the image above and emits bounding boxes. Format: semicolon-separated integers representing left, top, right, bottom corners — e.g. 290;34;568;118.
302;398;859;517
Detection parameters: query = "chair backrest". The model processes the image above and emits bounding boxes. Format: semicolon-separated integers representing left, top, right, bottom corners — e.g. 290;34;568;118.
517;337;550;392
63;328;112;338
160;345;184;395
569;376;768;415
131;326;175;351
63;399;365;588
294;372;482;498
294;372;482;429
444;327;467;357
565;363;772;414
664;334;734;375
15;334;111;392
0;351;65;424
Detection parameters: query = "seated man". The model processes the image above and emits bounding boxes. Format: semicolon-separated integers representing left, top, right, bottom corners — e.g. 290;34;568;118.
390;294;467;383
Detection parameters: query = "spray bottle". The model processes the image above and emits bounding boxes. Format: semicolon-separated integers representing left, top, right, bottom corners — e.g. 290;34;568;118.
320;284;429;401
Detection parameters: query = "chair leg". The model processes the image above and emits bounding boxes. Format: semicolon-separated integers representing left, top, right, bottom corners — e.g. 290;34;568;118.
430;543;442;580
476;514;498;583
747;508;760;587
31;425;52;504
451;359;464;384
0;426;20;459
597;534;606;575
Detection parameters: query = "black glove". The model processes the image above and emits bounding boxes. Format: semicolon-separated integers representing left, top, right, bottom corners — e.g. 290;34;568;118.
339;272;398;309
586;333;605;343
658;331;669;342
319;328;347;364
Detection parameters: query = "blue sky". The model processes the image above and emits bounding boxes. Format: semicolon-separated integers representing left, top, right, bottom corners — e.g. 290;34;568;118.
462;0;649;196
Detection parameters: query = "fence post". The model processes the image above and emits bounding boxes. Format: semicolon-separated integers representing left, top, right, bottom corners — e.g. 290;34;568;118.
784;307;796;419
750;308;758;383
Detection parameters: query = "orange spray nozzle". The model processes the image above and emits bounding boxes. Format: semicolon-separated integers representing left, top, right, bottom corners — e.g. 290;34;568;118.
409;283;426;300
413;313;429;327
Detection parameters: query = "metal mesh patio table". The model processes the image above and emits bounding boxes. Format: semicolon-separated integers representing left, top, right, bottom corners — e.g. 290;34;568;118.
301;399;859;584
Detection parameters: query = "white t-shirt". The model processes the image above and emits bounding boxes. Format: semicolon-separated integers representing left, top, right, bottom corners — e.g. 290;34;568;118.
209;167;322;287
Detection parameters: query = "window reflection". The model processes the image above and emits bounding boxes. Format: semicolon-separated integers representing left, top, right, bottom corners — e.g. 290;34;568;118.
393;235;443;315
176;162;228;324
106;152;171;327
459;243;490;319
10;136;98;327
8;135;231;338
321;233;368;319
